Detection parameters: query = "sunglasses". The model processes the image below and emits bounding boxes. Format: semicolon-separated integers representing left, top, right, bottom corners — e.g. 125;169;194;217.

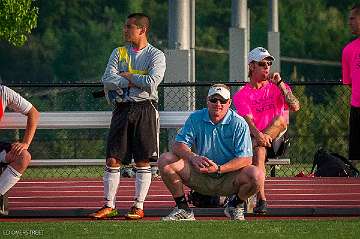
209;98;228;104
257;61;272;67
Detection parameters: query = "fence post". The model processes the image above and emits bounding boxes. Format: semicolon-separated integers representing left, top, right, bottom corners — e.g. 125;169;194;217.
270;165;276;177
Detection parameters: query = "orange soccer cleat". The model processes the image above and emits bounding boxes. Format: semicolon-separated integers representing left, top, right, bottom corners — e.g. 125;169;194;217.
124;206;144;220
89;206;119;219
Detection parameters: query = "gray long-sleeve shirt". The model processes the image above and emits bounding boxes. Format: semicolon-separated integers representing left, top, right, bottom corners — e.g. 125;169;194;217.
102;43;166;103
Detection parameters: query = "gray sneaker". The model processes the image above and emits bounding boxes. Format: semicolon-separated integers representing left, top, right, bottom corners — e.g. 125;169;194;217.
121;167;135;178
151;166;160;178
224;204;245;220
161;207;196;221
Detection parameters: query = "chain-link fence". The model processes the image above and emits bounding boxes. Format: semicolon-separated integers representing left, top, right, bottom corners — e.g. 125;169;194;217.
2;82;350;178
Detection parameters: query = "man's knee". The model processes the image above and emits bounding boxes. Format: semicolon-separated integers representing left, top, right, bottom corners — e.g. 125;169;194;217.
272;116;287;131
158;152;177;170
253;167;265;185
134;160;150;168
106;157;121;167
18;150;31;166
8;150;32;173
244;165;264;188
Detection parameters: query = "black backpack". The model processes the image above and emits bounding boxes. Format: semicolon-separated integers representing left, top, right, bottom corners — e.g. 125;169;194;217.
311;148;359;177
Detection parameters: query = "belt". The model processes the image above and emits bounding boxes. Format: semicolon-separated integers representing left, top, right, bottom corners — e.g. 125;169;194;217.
116;100;157;107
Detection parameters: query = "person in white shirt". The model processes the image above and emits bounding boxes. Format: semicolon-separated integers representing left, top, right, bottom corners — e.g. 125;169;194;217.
0;85;40;215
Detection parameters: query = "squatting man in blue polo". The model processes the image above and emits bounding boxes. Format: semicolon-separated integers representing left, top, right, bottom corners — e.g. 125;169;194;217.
158;84;264;221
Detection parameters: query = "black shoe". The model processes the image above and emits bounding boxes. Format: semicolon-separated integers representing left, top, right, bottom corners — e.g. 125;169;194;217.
0;194;8;216
253;200;267;214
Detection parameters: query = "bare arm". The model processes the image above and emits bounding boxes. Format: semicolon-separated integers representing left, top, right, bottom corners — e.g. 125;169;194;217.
270;72;300;112
172;142;197;163
243;115;272;147
172;142;212;172
278;82;300;112
23;106;40;146
173;142;252;174
11;106;40;155
217;156;252;174
199;155;252;174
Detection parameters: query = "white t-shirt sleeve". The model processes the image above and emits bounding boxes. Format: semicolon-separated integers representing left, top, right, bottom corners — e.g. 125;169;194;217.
2;86;33;114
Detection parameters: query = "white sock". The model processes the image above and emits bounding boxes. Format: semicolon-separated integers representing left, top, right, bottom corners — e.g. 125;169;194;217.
134;166;152;210
0;165;22;195
103;166;120;208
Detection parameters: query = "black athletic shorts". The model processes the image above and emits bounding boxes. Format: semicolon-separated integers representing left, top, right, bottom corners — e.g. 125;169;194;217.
0;142;11;166
349;106;360;162
106;100;159;163
0;142;11;153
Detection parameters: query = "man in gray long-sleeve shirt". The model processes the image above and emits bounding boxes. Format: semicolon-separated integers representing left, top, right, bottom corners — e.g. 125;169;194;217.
90;13;166;220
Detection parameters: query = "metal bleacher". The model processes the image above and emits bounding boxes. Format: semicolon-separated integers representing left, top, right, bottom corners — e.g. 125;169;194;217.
0;111;289;169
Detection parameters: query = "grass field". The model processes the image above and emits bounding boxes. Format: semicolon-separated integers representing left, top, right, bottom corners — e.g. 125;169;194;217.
1;219;359;239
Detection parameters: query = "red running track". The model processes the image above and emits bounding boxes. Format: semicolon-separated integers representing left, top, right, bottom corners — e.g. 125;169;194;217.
3;177;360;218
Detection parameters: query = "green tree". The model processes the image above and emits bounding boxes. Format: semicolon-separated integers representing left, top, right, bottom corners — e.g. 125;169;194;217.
279;0;349;60
0;0;38;47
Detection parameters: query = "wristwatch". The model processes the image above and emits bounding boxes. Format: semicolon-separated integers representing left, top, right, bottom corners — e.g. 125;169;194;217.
217;165;221;176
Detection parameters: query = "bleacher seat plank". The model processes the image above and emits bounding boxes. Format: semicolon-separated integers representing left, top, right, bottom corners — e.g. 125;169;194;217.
0;111;192;129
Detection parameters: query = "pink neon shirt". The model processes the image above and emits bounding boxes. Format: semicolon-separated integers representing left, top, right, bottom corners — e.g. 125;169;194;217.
233;81;290;131
342;38;360;107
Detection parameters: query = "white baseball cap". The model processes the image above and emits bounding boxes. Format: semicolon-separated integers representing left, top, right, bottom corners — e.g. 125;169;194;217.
248;47;275;64
208;85;231;100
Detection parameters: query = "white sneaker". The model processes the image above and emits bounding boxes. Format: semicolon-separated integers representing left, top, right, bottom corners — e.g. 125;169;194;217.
161;207;196;221
224;204;245;221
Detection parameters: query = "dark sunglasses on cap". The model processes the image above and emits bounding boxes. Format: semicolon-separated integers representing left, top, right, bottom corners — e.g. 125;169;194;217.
209;97;228;104
257;61;272;67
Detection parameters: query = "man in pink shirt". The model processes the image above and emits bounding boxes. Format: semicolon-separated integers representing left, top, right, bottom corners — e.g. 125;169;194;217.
233;47;300;214
342;4;360;168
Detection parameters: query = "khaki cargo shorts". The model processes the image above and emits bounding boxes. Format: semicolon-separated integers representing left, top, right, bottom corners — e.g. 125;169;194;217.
185;165;241;196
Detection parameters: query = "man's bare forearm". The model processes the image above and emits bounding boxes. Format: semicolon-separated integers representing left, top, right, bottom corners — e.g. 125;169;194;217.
219;156;252;173
172;142;197;161
278;83;300;111
243;115;260;137
23;107;40;146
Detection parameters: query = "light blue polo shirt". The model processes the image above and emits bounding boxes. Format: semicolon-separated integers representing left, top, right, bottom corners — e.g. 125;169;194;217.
175;108;253;165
